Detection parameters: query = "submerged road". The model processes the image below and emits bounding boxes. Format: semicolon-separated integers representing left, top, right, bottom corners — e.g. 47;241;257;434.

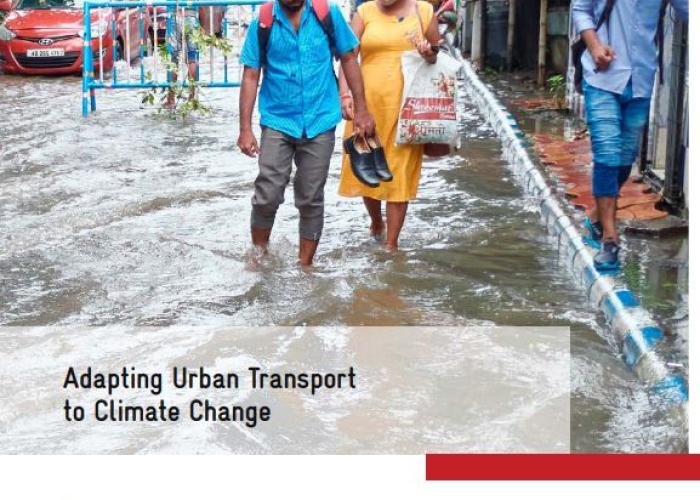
0;61;688;452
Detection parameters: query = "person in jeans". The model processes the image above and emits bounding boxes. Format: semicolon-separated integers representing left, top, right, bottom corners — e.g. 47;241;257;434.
165;7;200;108
572;0;688;270
237;0;375;266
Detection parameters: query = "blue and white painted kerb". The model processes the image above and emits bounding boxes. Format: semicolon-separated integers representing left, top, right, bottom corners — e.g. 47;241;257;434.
460;60;688;404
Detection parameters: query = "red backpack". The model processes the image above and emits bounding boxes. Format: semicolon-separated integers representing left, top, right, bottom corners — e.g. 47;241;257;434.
257;0;337;68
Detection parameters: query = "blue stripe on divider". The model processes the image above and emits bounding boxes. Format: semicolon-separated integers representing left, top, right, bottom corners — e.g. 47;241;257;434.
651;375;689;403
622;326;664;367
460;58;688;403
603;290;640;318
616;290;640;308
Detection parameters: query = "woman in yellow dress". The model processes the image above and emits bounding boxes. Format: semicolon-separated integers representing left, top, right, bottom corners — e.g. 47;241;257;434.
338;0;441;250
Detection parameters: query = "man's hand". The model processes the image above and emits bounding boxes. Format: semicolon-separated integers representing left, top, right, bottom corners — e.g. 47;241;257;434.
590;42;615;71
581;30;615;72
353;106;376;138
238;128;259;157
339;52;377;137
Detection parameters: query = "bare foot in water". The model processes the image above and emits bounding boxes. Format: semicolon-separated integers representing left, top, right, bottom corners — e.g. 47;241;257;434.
163;92;176;110
245;245;268;271
370;220;385;241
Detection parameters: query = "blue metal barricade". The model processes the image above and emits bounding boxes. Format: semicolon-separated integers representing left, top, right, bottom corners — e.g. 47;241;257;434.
81;0;265;116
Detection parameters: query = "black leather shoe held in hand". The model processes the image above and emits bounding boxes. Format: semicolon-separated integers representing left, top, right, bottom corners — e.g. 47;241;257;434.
366;136;392;182
343;135;381;188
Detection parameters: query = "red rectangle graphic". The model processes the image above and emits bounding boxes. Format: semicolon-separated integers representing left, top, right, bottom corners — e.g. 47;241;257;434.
426;454;700;481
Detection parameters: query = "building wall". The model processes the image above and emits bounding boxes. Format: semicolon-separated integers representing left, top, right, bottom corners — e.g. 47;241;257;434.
643;7;688;212
512;0;541;70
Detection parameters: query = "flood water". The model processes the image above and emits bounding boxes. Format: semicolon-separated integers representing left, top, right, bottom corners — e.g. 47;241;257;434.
0;55;688;451
490;77;689;374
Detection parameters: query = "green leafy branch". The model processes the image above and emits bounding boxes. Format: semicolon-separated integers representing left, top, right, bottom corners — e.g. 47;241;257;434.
140;23;232;119
546;74;567;110
188;25;232;54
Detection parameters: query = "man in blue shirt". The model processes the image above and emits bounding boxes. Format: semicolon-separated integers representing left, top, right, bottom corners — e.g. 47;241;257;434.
237;0;375;266
573;0;688;270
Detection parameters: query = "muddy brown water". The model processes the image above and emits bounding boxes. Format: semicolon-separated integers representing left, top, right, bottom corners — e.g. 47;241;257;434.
0;66;688;452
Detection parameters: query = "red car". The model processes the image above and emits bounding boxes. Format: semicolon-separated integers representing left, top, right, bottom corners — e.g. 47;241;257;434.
0;0;149;76
0;0;19;13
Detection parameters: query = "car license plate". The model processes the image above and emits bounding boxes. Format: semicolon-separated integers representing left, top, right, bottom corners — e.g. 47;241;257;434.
26;48;65;57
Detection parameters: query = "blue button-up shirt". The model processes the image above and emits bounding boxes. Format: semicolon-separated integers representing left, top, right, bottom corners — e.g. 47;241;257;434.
572;0;688;98
240;0;359;139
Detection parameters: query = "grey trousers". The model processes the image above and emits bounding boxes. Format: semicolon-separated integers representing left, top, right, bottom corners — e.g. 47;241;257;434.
251;127;335;241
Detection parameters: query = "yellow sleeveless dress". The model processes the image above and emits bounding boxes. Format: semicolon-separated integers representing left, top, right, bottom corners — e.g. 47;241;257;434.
338;1;434;202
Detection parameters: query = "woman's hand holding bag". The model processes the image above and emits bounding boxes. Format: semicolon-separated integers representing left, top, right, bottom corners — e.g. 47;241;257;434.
396;1;460;157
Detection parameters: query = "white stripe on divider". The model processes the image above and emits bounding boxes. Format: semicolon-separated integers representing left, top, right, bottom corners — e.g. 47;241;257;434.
459;58;688;404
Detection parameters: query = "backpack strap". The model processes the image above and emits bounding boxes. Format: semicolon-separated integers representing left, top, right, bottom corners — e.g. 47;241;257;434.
257;1;275;68
596;0;616;32
311;0;338;60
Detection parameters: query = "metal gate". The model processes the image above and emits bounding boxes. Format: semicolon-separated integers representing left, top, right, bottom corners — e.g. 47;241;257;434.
81;0;264;116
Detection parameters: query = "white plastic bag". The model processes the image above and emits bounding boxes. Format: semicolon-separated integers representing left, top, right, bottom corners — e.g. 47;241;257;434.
396;51;462;146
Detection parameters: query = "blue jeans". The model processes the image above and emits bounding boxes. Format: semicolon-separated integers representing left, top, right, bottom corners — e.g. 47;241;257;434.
170;14;200;64
583;80;651;198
